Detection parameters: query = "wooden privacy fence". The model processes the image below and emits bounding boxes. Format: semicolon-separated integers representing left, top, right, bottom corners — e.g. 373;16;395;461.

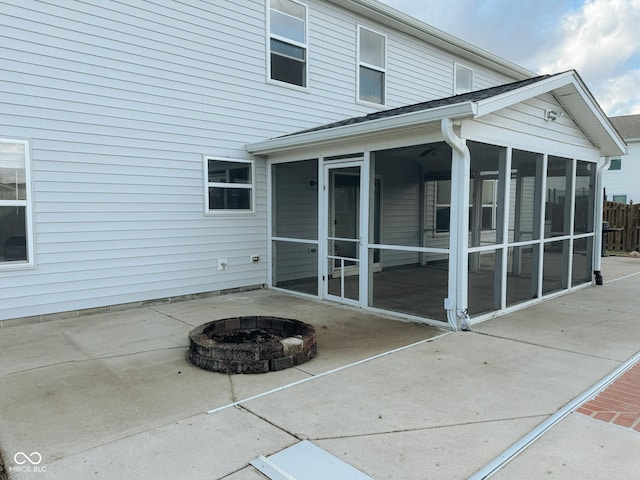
603;201;640;252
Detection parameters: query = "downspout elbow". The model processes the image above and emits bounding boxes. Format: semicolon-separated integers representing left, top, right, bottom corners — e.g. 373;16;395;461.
441;118;466;155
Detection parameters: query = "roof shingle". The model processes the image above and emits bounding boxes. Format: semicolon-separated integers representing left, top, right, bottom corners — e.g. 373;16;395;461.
609;114;640;139
283;73;557;138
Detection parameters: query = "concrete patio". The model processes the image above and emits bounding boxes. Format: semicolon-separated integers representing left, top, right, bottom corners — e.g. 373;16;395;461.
1;256;639;479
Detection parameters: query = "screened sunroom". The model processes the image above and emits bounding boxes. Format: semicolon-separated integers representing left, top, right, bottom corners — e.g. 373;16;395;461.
248;72;626;330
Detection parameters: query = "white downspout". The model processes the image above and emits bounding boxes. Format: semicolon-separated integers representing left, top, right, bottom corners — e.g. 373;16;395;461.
593;156;613;285
442;118;471;331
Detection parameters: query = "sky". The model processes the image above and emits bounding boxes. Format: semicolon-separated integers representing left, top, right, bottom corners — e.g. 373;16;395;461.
378;0;640;117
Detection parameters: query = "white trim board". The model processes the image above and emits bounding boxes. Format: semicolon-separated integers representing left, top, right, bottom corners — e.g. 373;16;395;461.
251;441;373;480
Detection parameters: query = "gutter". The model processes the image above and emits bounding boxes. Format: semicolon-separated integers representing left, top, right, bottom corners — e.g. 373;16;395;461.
441;118;471;331
247;102;476;156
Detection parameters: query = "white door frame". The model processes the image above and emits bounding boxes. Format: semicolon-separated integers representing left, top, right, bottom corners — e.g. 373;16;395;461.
321;157;368;307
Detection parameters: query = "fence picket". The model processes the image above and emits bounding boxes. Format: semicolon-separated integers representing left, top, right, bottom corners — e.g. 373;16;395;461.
603;201;640;252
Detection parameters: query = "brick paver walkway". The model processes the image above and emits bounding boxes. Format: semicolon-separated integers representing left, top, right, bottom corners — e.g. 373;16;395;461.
577;360;640;432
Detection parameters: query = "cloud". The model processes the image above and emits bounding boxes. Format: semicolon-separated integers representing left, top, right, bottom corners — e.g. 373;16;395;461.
379;0;640;115
593;69;640;116
538;0;640;79
379;0;581;70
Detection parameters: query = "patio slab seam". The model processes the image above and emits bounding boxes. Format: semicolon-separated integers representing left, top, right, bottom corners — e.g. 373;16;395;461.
238;405;304;441
472;330;628;363
206;331;453;415
602;270;640;284
1;345;189;377
304;414;550;442
148;306;199;328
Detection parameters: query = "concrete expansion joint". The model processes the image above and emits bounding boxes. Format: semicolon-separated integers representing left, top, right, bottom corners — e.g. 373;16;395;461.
228;374;237;403
42;410;206;466
236;405;303;442
148;307;193;327
471;331;624;363
4;345;189;377
310;414;549;442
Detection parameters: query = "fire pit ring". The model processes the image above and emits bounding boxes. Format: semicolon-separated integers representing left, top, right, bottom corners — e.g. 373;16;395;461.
188;316;317;374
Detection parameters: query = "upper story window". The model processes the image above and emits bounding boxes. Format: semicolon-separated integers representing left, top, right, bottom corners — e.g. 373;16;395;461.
454;63;474;95
608;158;622;170
358;26;386;105
205;157;255;213
0;139;33;267
269;0;307;88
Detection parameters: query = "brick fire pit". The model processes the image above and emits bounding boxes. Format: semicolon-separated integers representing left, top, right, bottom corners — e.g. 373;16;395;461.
188;316;317;374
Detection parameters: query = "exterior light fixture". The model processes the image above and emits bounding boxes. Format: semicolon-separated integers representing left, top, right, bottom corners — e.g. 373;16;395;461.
545;109;564;122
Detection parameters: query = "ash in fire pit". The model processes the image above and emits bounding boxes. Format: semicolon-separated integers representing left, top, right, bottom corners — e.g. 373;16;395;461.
213;328;288;345
188;316;317;374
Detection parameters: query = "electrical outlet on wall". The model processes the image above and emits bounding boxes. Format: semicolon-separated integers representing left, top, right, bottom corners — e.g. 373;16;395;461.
217;258;228;271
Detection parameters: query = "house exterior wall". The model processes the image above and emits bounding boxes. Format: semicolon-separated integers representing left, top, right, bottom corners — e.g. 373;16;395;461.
463;94;602;162
0;0;520;321
603;140;640;204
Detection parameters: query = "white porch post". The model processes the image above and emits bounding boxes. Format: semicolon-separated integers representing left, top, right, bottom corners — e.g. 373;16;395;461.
360;151;371;306
442;119;471;330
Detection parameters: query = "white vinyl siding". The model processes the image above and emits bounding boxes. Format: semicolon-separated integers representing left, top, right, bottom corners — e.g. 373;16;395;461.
604;141;639;204
463;94;601;161
0;0;523;321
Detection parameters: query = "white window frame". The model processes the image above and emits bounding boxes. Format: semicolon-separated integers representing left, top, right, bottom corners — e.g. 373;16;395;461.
357;25;387;106
611;194;627;204
203;156;255;215
0;138;35;269
454;62;474;95
267;0;308;90
608;158;622;171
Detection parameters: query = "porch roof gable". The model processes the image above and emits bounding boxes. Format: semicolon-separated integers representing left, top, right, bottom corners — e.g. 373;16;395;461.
247;70;627;157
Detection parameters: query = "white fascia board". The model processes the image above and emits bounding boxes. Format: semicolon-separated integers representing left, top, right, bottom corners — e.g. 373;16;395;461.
247;102;476;156
473;71;578;117
474;71;627;156
564;73;628;153
326;0;534;80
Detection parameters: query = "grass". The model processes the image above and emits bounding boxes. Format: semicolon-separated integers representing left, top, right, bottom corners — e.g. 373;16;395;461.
606;250;637;257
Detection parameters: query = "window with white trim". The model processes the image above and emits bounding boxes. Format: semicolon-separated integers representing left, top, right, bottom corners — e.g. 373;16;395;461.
358;26;386;105
454;63;474;94
0;139;32;266
205;157;254;213
432;179;497;233
269;0;307;87
612;194;627;204
608;158;622;170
